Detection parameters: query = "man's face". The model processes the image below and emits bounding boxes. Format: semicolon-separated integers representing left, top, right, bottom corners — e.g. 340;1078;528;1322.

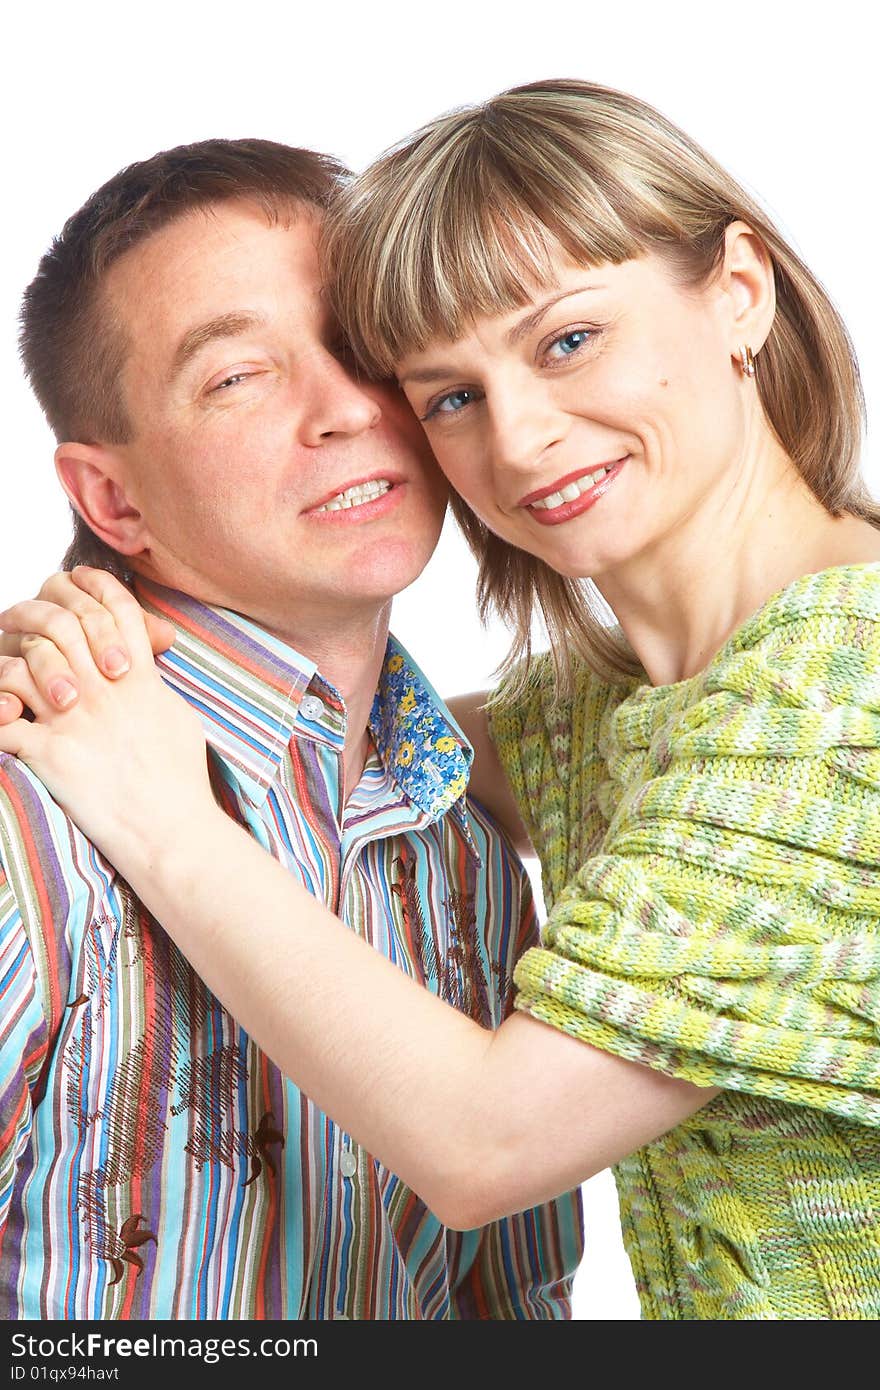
105;200;447;636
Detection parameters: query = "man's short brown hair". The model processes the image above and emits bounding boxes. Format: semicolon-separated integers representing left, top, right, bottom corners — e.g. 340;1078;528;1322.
20;138;347;571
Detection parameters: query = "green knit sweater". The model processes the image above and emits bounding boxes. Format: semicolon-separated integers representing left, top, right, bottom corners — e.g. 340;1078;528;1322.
490;564;880;1320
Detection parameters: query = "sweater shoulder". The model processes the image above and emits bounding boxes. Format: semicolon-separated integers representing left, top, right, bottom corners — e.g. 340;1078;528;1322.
723;563;880;666
700;563;880;722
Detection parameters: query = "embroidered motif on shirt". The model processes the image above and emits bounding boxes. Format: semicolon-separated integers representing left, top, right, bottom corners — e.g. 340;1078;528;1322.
242;1112;286;1187
391;854;434;978
67;894;282;1283
442;888;506;1027
391;853;500;1027
107;1215;158;1284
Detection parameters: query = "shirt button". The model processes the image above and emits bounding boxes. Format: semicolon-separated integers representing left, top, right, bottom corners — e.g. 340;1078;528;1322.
339;1149;358;1179
300;694;325;722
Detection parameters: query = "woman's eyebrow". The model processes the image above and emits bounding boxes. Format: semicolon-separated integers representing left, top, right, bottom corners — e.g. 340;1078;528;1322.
398;285;605;386
398;364;460;386
507;284;605;346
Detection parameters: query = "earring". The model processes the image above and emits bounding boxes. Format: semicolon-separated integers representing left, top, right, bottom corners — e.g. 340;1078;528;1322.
739;345;756;378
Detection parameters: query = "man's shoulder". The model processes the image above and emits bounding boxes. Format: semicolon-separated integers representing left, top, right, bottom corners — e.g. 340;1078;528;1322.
0;752;102;886
0;751;80;834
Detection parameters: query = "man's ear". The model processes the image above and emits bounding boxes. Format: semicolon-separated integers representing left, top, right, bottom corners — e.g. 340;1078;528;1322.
54;442;149;557
718;220;776;356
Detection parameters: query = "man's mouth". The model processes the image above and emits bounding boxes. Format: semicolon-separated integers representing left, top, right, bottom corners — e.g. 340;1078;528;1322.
311;478;394;513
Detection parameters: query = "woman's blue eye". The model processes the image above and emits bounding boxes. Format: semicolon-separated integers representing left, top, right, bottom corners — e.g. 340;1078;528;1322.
429;388;478;417
548;329;591;360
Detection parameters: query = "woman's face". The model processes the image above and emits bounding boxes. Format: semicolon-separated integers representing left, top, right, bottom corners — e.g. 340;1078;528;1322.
395;246;753;582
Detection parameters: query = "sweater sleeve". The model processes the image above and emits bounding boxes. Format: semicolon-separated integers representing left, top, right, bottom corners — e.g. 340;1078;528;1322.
513;586;880;1127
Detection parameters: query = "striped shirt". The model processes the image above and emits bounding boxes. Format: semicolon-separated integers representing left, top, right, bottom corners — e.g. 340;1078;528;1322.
0;581;582;1319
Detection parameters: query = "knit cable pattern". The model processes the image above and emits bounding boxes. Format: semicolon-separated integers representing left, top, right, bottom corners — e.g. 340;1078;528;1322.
491;563;880;1318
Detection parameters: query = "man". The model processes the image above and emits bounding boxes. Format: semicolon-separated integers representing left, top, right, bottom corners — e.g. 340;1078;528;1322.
0;139;582;1318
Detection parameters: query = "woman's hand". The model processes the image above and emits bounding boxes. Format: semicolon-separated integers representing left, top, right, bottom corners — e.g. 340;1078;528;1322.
0;567;174;720
0;567;214;867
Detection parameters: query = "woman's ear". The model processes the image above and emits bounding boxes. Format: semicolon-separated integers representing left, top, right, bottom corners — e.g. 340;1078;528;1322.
719;219;776;356
54;443;150;558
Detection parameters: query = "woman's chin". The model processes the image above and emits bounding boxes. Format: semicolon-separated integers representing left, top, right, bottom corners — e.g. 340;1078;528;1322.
523;535;628;582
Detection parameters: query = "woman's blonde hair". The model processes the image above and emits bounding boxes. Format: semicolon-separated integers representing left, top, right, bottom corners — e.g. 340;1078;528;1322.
325;78;874;688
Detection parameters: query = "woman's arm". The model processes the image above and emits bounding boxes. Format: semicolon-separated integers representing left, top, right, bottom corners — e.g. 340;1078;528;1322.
0;569;715;1227
121;805;713;1226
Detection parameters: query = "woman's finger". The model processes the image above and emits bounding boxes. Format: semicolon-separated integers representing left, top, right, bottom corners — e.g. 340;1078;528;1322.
0;600;98;689
144;612;177;656
0;715;42;763
0;655;53;720
19;633;85;711
0;632;24;661
0;692;25;724
37;571;174;667
70;567;162;669
35;572;133;678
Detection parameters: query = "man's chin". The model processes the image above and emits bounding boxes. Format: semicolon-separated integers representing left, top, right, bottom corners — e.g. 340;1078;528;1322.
333;536;438;604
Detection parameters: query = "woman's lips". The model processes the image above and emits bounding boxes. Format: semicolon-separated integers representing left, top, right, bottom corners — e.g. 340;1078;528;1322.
524;456;627;525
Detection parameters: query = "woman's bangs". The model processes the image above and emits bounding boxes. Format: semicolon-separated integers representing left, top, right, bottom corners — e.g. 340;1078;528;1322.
361;159;643;373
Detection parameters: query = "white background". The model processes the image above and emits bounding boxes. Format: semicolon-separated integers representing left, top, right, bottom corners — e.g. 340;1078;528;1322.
2;0;877;1319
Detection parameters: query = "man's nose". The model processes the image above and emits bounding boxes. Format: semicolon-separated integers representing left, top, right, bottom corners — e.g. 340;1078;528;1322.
298;351;382;443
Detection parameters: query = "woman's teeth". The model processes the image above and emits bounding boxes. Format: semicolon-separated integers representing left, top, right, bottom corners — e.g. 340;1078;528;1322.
530;466;609;511
315;479;392;513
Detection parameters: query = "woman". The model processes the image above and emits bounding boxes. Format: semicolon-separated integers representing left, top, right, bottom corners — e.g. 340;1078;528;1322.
2;80;880;1319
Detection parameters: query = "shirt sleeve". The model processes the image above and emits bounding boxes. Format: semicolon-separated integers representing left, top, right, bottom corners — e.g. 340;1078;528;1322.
513;611;880;1127
0;870;51;1235
0;760;73;1237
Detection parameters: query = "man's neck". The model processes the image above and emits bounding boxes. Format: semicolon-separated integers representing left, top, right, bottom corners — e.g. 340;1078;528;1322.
272;601;392;801
230;597;393;803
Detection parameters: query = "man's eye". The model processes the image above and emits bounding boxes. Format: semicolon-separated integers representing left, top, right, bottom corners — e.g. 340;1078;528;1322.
545;329;592;361
424;388;480;420
211;372;251;392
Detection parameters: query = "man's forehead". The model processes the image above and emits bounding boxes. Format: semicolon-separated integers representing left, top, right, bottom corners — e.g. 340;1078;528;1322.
114;197;319;272
105;199;325;339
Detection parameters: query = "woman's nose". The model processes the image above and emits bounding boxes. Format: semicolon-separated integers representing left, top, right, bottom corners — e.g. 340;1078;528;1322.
486;382;567;475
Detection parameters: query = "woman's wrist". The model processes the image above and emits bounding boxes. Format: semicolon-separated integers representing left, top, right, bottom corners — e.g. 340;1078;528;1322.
98;786;232;898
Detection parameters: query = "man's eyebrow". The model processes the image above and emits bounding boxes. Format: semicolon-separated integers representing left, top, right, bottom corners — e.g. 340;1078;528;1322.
398;285;605;386
169;311;267;380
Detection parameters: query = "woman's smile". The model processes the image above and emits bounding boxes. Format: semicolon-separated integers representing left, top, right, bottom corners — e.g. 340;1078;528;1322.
520;455;629;524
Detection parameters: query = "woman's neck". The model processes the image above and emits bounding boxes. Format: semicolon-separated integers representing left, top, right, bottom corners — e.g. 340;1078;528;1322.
595;447;880;688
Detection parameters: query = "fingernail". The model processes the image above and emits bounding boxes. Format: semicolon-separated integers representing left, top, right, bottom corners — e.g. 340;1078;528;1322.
103;648;130;676
49;679;78;709
0;695;10;708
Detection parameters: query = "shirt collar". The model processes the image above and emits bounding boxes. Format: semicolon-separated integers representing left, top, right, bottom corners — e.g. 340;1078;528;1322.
137;582;476;833
369;636;474;835
136;579;316;804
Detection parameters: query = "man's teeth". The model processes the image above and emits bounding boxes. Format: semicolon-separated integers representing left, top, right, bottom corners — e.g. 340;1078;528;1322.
530;466;610;511
315;479;392;513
